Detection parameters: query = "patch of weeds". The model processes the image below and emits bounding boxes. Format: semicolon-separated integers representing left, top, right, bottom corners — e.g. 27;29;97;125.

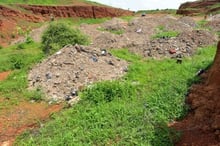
25;36;34;44
15;45;216;145
97;27;124;35
0;42;44;98
0;45;3;50
152;25;179;39
82;81;135;104
9;54;27;69
42;22;89;54
17;43;26;50
24;87;44;101
196;19;209;29
120;16;134;22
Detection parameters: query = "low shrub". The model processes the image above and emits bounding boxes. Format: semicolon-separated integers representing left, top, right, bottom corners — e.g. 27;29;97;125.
82;81;135;104
41;22;89;54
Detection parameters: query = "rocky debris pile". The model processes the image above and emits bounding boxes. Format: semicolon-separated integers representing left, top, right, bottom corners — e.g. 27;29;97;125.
177;16;197;28
101;17;127;31
143;30;216;58
81;15;217;59
207;14;220;32
28;45;128;102
186;41;220;141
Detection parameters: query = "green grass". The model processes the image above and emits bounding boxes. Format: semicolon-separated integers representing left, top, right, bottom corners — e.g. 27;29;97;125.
152;25;179;39
136;9;177;15
0;0;99;5
55;17;110;26
0;42;44;100
15;45;216;145
97;27;124;35
196;19;209;30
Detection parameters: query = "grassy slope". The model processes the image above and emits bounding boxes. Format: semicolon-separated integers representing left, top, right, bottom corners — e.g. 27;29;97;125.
15;45;216;145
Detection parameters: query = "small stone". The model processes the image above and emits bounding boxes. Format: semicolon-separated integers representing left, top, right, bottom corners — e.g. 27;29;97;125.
101;49;107;56
55;51;62;55
136;28;142;33
70;89;78;96
108;60;114;66
169;49;176;54
64;95;72;101
91;56;98;62
45;72;52;80
196;69;205;76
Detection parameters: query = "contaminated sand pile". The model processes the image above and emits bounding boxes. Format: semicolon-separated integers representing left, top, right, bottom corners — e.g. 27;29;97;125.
81;15;217;59
28;45;128;102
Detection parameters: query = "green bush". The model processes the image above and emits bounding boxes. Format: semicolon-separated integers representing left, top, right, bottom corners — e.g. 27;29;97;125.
41;22;89;54
82;81;135;104
24;88;44;101
9;54;27;69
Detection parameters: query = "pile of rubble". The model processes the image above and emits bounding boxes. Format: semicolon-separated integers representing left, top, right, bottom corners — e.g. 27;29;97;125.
81;15;217;59
143;29;217;58
28;15;219;102
28;45;128;102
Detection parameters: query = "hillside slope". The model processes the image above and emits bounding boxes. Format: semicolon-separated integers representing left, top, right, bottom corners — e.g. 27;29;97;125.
177;0;220;16
0;2;133;47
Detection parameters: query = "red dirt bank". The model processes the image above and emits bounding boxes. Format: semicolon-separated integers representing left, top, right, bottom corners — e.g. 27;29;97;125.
0;4;133;47
173;41;220;145
19;5;133;18
177;0;220;16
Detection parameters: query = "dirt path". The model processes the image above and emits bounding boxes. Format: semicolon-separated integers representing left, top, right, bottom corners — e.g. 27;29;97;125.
0;101;62;146
0;72;63;146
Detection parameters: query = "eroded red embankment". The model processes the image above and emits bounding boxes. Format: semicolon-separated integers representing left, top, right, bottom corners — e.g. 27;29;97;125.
0;5;43;22
176;0;220;15
173;41;220;145
18;5;133;18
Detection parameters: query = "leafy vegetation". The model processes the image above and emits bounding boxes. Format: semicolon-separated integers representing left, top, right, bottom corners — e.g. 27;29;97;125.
58;18;108;26
41;22;89;54
196;19;209;29
0;42;44;100
97;27;125;35
15;45;216;145
152;25;179;39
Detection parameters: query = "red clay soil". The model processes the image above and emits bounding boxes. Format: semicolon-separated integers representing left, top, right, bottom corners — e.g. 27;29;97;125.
177;0;220;16
0;100;63;146
0;71;10;81
172;41;220;146
0;4;133;47
0;72;63;146
18;5;133;18
0;5;44;47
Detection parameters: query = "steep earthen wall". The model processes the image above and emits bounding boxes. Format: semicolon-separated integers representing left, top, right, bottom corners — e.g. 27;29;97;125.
0;5;43;22
177;0;220;15
18;5;133;18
